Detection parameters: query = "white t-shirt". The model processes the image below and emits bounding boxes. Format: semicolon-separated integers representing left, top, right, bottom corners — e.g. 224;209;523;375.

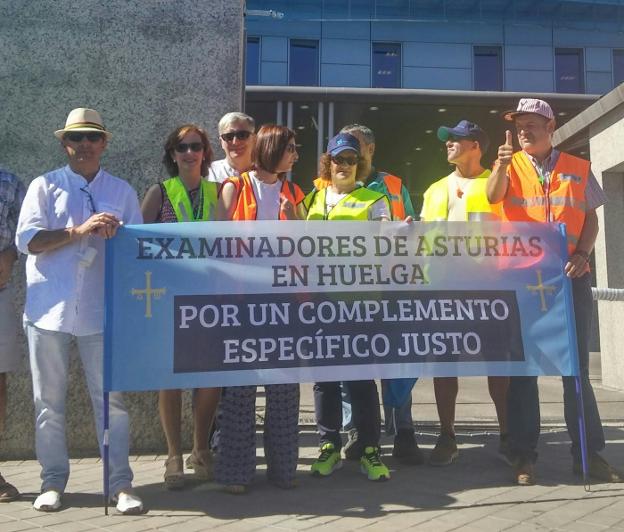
420;169;490;221
208;159;240;184
446;172;474;221
446;169;490;221
249;171;282;220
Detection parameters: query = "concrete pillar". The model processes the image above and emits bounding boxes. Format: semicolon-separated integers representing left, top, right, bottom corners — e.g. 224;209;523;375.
589;107;624;392
0;0;244;458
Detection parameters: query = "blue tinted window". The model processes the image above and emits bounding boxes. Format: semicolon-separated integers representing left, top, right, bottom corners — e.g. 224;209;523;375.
289;40;319;86
246;37;260;86
615;50;624;86
556;48;585;94
372;42;401;88
474;46;502;91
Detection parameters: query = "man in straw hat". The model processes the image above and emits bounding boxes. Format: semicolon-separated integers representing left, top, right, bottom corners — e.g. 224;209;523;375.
487;98;622;486
16;108;144;513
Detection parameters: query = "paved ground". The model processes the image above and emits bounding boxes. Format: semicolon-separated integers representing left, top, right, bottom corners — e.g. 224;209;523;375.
1;355;623;531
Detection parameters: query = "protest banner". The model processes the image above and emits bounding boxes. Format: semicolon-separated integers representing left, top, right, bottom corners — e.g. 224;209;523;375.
104;220;579;392
101;219;591;509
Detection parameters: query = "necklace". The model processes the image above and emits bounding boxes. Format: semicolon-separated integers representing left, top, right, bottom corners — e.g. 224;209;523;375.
454;175;472;199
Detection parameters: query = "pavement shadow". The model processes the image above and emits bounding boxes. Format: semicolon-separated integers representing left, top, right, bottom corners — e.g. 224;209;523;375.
124;428;624;518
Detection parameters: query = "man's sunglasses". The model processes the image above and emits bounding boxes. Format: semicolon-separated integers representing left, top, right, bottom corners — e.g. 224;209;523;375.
331;155;359;166
175;142;203;153
220;130;252;142
64;132;105;143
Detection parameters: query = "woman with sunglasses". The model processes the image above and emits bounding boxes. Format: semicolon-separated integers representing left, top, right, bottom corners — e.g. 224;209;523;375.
141;124;221;490
304;133;392;482
215;124;304;494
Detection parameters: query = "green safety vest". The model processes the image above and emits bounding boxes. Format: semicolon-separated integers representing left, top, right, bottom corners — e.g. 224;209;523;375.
162;177;218;222
304;186;389;220
421;172;496;221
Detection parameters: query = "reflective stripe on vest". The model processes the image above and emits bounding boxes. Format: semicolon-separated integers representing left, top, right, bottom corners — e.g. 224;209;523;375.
225;172;303;221
508;195;587;211
304;187;388;220
162;177;218;222
498;151;590;262
421;174;495;222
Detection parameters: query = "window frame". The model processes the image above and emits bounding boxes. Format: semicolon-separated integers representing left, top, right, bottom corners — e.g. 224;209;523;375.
555;47;585;94
371;41;402;89
245;36;261;86
473;45;503;92
288;39;320;87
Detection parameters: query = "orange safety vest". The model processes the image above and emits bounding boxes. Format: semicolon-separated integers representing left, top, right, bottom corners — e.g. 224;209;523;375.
224;172;304;221
381;173;406;220
495;151;590;266
313;172;406;220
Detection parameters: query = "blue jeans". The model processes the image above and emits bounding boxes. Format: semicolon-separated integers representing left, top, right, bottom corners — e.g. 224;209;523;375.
508;273;605;463
25;323;134;494
342;380;414;436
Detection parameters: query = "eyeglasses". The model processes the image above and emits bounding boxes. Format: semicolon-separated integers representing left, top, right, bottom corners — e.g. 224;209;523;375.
285;143;297;153
175;142;203;153
64;132;105;143
220;130;252;143
331;155;359;166
80;186;97;214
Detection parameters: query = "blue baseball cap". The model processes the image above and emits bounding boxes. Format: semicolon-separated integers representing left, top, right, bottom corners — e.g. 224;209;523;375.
437;120;490;152
326;133;360;156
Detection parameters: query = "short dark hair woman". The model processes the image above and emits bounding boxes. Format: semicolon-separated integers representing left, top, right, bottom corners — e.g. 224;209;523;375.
141;124;220;490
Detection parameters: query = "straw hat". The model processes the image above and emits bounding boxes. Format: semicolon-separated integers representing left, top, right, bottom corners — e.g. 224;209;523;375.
54;107;112;139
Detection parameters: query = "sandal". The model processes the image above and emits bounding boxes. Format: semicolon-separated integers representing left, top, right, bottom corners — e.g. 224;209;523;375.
164;456;184;490
0;475;19;502
185;449;213;480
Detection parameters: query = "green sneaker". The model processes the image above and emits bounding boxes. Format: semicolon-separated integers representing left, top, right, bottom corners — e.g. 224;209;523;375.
360;446;390;481
311;443;342;477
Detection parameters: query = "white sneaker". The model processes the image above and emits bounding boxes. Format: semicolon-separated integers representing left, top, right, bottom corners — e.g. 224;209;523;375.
33;490;62;512
112;490;143;515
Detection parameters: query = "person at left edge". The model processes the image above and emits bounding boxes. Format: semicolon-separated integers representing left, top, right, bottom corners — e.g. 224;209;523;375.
215;124;305;494
15;108;144;514
141;124;221;490
0;168;25;502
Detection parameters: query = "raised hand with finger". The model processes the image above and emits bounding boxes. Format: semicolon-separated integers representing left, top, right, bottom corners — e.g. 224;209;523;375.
497;130;514;167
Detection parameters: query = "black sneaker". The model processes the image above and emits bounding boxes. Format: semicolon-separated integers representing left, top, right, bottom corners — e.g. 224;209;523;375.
429;432;459;466
392;429;424;465
344;429;364;461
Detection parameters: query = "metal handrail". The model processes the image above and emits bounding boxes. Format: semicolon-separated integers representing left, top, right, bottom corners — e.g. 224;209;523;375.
592;288;624;301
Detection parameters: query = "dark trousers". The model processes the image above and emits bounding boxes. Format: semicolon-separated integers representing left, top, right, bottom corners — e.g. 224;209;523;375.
508;273;605;463
314;380;381;451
